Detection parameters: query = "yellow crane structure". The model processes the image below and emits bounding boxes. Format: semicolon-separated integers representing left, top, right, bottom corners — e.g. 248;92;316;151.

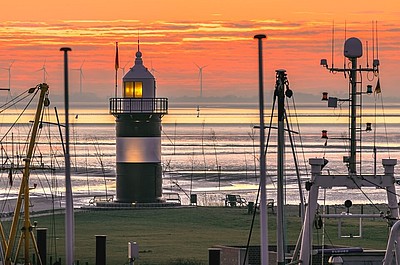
0;83;49;265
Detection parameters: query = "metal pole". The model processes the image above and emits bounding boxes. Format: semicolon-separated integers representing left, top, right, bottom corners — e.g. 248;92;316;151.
60;47;75;265
349;58;357;174
276;70;286;264
115;42;119;98
254;34;268;265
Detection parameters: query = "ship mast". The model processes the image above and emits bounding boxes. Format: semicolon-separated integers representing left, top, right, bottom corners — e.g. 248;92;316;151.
349;56;358;174
3;83;49;265
295;36;398;265
276;69;287;265
321;37;377;175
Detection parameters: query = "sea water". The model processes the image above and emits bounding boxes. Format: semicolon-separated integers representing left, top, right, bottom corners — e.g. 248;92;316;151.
1;101;400;207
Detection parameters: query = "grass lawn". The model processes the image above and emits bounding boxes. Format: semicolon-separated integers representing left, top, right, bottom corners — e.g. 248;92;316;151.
2;204;391;265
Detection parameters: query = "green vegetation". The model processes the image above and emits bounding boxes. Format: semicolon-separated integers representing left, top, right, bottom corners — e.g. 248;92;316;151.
11;205;391;264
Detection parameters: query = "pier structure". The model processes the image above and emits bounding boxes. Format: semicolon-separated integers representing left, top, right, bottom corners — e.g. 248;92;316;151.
110;46;168;203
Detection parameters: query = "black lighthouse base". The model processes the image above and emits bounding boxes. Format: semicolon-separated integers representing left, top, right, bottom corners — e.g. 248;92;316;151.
115;163;162;203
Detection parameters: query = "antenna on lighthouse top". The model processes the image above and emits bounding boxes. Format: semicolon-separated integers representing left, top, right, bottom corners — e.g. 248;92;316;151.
137;30;140;52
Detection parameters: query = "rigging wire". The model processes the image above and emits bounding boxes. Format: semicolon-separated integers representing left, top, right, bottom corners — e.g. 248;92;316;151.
287;95;309;178
0;89;39;144
361;177;400;200
41;104;61;261
0;88;40;219
350;177;382;213
0;89;34;114
93;137;109;198
284;99;306;218
243;94;280;264
378;92;391;158
323;226;335;247
264;94;278;187
242;155;263;265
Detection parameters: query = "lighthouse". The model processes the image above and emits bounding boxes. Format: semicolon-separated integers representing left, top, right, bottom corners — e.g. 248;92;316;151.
110;46;168;203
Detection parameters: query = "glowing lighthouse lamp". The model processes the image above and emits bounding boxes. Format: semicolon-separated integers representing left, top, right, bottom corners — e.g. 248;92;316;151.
110;46;168;203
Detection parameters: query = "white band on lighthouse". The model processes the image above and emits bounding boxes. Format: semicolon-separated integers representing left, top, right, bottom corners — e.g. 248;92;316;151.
116;137;161;163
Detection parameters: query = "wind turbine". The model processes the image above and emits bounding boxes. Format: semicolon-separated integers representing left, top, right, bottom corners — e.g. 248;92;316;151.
121;61;130;76
36;59;48;83
195;63;207;117
72;60;85;95
150;60;159;76
119;61;130;91
1;60;14;91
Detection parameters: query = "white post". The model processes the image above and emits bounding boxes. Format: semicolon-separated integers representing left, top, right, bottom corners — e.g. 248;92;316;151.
60;47;75;265
383;220;400;265
299;158;325;264
383;158;398;265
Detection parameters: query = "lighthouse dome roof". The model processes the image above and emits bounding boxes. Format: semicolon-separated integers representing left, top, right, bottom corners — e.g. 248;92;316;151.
123;49;154;80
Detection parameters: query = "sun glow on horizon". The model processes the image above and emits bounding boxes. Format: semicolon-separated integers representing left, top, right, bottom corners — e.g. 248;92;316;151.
0;1;399;101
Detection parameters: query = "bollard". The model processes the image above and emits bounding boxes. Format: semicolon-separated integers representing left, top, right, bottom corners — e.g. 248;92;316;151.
190;194;197;206
209;248;221;265
96;235;107;265
128;241;139;264
37;228;47;265
248;202;254;214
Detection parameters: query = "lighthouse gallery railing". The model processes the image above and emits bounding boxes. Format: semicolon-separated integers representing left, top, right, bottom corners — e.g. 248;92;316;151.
109;98;168;115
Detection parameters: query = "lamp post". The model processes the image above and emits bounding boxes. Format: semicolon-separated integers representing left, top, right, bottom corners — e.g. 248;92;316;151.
60;47;74;265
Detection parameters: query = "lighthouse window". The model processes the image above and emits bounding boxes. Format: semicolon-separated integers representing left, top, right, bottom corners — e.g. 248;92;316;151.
124;82;134;97
135;82;143;98
124;81;143;98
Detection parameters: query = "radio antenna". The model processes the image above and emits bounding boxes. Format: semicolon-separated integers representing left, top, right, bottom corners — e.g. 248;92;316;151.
366;40;369;68
331;20;335;68
372;21;375;60
137;30;140;52
375;21;379;60
343;21;347;77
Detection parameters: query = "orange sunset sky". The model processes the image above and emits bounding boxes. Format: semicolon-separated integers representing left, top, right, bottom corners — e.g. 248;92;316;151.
1;0;400;101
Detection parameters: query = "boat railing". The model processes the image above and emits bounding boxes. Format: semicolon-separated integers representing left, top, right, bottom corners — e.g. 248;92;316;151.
109;98;168;115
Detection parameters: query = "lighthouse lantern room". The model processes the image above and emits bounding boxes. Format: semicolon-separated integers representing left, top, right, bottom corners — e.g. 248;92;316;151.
110;47;168;203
